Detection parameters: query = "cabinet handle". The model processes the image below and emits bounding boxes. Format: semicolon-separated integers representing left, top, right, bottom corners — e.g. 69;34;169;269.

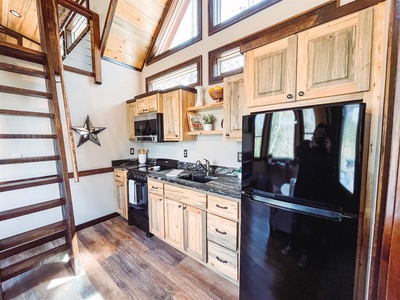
216;204;228;209
225;134;230;137
183;206;187;210
151;186;158;189
298;91;305;96
158;198;162;201
216;256;228;264
175;135;178;137
287;94;293;99
215;228;227;235
178;205;182;208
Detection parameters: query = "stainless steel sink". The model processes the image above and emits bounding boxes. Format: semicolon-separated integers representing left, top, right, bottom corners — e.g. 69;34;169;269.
179;173;215;183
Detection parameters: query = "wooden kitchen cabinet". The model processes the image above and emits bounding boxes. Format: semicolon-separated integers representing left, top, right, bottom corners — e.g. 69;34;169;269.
148;179;165;239
127;102;137;140
162;88;196;141
223;73;247;141
114;169;128;219
206;194;240;281
165;198;184;250
136;93;162;114
184;205;207;262
245;8;373;110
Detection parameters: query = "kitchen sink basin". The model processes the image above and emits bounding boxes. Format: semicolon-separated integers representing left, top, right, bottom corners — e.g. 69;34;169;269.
179;174;215;183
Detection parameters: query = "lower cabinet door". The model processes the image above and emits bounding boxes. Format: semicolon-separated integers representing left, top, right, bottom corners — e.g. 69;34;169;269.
149;193;165;239
208;240;238;281
184;205;206;262
165;199;184;250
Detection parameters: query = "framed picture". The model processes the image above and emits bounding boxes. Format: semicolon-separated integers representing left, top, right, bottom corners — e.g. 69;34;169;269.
187;112;203;131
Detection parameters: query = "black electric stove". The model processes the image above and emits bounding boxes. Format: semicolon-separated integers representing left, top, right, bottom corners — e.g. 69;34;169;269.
124;158;179;235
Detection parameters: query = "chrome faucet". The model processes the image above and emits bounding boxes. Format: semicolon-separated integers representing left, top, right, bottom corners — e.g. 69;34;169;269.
195;158;211;176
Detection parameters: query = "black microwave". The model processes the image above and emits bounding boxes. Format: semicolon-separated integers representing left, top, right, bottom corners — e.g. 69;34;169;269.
134;113;164;142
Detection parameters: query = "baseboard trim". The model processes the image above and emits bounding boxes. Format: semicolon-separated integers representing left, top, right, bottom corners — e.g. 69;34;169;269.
76;212;120;231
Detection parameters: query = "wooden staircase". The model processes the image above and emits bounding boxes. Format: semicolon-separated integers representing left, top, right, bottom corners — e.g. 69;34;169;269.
0;39;80;300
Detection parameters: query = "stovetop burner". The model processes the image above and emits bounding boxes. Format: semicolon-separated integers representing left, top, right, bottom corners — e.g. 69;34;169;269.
127;158;179;181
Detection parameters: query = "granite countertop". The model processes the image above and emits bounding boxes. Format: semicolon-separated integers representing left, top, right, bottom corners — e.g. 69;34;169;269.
112;158;241;200
147;170;241;200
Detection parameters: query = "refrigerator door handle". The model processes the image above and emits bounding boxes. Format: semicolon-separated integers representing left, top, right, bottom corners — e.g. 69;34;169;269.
250;194;349;221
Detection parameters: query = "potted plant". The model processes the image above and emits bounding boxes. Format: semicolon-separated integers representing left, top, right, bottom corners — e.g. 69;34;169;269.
202;113;216;131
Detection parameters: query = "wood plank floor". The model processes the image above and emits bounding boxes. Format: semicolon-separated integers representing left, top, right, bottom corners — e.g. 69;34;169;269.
2;216;239;299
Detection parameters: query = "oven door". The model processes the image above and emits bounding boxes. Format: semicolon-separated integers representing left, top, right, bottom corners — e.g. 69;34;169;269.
128;179;148;213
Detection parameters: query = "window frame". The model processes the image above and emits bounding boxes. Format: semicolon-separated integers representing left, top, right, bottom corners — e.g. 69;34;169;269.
208;40;244;85
145;56;202;92
146;0;202;66
208;0;281;36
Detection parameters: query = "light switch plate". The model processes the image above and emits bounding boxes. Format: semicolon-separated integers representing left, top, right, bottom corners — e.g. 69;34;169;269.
237;152;242;162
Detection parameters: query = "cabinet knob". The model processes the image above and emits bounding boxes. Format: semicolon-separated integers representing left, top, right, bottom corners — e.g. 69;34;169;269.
175;135;178;137
298;91;305;96
225;134;230;137
287;94;293;99
159;198;162;201
178;205;182;208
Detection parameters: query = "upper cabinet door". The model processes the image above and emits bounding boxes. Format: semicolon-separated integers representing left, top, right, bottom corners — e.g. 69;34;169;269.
127;102;137;140
163;90;181;141
223;73;247;141
245;35;297;108
296;8;373;100
146;94;160;113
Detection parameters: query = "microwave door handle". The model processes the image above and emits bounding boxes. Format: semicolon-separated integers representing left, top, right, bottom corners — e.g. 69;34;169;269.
250;194;346;221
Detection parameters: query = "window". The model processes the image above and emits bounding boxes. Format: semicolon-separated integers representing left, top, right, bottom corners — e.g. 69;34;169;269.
302;108;316;141
146;56;202;92
268;111;295;159
339;104;360;193
209;42;244;84
209;0;281;35
147;0;201;65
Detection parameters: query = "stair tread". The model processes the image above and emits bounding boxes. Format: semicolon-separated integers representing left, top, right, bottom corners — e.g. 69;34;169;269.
0;62;48;78
0;198;65;221
0;109;55;118
0;85;53;99
0;155;60;165
0;220;67;251
1;243;70;282
0;134;58;139
0;175;63;192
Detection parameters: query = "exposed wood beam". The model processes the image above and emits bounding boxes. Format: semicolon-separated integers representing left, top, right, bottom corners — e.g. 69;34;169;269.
0;41;45;64
57;0;93;19
0;25;41;46
100;0;118;56
91;13;102;84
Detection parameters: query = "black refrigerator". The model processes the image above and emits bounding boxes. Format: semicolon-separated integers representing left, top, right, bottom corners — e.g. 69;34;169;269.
240;102;366;300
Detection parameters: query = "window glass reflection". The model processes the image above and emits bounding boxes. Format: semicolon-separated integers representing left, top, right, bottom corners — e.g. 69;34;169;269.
339;104;360;193
268;111;295;159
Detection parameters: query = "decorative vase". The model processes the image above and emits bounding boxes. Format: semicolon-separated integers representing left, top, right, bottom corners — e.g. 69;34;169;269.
204;124;212;131
194;86;204;107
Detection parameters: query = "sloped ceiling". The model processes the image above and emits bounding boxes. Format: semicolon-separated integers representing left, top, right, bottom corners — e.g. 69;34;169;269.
103;0;168;70
0;0;168;70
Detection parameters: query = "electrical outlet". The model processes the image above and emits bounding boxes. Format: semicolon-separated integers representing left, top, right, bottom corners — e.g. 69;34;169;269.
237;152;242;162
183;149;188;158
130;148;134;155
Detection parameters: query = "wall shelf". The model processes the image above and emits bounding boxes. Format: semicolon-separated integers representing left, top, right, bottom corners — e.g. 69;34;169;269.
187;102;223;112
187;130;223;135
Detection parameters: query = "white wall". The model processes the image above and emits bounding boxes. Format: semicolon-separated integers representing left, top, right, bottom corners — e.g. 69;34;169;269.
61;60;141;225
139;0;329;167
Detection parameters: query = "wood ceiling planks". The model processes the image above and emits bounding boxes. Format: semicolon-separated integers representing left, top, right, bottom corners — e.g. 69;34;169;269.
103;0;168;70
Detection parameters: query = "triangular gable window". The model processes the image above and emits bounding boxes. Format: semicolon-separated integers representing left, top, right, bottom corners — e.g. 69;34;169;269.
147;0;201;65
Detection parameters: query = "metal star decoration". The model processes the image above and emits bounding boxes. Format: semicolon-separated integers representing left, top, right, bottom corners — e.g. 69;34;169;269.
72;115;106;147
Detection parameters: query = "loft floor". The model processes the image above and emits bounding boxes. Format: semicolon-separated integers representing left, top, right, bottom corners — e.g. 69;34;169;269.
2;216;239;299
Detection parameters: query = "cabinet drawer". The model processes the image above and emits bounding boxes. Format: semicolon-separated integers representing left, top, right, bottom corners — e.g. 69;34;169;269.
164;184;206;209
207;214;238;251
207;241;238;281
114;169;126;182
148;179;163;195
208;195;238;220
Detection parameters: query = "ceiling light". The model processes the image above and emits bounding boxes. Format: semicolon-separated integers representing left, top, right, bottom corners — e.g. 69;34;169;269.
10;10;21;18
